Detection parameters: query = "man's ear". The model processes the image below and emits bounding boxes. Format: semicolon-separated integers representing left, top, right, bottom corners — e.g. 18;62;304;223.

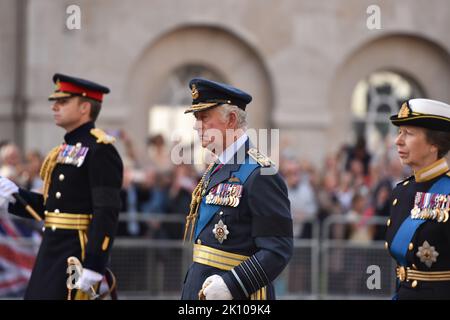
78;99;91;115
228;111;238;128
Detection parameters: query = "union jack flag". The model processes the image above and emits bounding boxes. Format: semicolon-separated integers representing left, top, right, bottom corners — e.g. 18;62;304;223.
0;214;40;298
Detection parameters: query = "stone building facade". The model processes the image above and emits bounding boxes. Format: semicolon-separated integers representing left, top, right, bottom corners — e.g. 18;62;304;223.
1;0;449;164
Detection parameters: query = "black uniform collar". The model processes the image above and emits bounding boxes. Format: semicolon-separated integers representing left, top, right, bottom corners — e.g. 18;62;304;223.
64;121;95;144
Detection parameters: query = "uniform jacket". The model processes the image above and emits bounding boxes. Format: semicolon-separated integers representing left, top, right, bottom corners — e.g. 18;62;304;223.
9;121;123;299
386;158;450;299
181;139;293;300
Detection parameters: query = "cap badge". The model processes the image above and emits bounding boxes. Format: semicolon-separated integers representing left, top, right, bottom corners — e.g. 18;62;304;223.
398;102;410;118
191;84;199;99
55;80;61;91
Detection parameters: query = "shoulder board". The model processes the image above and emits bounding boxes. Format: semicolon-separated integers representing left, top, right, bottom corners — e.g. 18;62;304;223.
248;148;273;167
90;128;116;144
396;175;413;186
447;171;450;177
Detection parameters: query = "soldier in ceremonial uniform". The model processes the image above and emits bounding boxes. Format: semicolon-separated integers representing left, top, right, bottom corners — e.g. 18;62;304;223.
0;74;123;299
181;78;293;300
386;99;450;299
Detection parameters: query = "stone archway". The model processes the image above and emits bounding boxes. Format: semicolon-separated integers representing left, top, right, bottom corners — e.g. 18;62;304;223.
125;24;273;150
328;34;450;148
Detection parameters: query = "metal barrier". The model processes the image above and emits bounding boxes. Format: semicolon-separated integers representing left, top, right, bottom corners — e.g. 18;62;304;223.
110;238;190;299
320;215;396;299
1;213;397;299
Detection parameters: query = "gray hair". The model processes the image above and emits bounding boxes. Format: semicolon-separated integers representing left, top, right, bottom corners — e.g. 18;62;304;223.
218;104;247;129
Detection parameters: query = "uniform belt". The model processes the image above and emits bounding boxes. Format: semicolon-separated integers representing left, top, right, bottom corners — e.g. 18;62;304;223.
193;244;249;271
193;244;267;300
396;266;450;282
44;212;92;231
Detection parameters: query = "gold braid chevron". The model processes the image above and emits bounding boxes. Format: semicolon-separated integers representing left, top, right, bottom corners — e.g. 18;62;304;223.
183;163;214;242
39;145;61;204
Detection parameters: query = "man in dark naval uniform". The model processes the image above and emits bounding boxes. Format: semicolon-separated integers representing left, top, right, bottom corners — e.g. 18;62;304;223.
0;74;123;299
181;78;293;300
385;98;450;299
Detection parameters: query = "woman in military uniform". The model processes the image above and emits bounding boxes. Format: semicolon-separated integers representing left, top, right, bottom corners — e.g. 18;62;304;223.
386;98;450;299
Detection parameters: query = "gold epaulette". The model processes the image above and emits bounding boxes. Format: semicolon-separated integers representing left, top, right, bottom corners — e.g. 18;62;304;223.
90;128;116;144
40;145;62;204
248;148;273;167
446;171;450;177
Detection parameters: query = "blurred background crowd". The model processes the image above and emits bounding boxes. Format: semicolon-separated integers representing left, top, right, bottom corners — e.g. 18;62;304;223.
0;130;411;243
1;0;448;299
0;130;412;298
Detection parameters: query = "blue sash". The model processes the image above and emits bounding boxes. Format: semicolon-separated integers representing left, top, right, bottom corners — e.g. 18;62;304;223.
194;157;260;240
390;175;450;266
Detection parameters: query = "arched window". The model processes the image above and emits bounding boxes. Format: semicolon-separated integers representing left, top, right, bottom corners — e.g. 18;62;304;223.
148;65;225;145
351;71;424;153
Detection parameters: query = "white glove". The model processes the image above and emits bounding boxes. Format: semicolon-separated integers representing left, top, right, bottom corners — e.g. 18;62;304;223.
202;274;232;300
0;177;19;204
77;268;103;293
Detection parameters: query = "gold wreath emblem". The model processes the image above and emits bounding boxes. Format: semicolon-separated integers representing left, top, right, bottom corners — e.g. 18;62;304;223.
398;102;410;118
191;84;199;99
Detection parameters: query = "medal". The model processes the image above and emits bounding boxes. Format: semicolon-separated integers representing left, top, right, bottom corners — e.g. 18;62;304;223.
205;183;244;207
416;241;439;268
212;219;229;244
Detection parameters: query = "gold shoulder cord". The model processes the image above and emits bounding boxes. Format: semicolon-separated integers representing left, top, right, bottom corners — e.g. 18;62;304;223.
183;163;214;242
39;145;62;204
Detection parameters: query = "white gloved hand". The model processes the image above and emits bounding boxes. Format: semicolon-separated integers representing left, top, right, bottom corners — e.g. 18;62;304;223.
202;274;232;300
76;268;103;293
0;177;19;204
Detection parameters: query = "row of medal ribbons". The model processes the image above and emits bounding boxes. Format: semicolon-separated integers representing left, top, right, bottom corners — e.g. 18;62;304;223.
410;192;449;223
56;143;89;167
205;183;243;207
